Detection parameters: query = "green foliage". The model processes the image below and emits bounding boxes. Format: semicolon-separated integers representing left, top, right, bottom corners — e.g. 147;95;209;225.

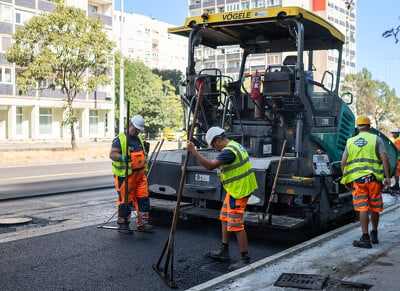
342;68;400;130
152;68;184;95
5;4;115;148
115;59;183;137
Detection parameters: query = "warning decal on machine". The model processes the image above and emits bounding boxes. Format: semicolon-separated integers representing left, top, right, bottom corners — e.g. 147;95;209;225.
195;174;210;182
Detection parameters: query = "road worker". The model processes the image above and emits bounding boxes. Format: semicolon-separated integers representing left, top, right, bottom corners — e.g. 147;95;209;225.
109;115;154;234
390;127;400;190
341;116;390;248
186;127;258;270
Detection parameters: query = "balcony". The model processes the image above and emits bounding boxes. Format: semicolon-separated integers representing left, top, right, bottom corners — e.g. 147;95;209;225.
89;0;112;5
88;11;112;26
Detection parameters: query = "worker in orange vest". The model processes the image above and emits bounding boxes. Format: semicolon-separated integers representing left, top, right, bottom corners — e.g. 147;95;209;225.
391;127;400;190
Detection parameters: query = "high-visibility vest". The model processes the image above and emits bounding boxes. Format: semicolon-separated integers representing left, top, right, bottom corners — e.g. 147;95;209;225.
394;137;400;160
112;133;148;177
341;132;384;184
220;140;258;199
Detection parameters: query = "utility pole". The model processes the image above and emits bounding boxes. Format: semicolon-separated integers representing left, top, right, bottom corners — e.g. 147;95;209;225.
119;0;125;133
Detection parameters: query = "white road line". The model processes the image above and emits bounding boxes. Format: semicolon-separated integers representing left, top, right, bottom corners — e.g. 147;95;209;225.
0;170;109;182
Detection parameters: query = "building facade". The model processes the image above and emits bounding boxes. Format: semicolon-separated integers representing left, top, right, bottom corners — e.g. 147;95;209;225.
187;0;356;84
0;0;115;141
113;11;187;75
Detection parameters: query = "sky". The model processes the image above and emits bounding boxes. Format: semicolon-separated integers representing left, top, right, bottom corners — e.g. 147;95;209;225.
114;0;400;94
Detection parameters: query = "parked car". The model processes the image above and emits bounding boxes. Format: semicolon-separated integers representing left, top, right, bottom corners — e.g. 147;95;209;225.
165;128;186;141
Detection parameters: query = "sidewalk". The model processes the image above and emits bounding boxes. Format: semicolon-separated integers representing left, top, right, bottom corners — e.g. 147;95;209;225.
189;194;400;290
0;138;112;151
0;138;179;151
0;139;180;167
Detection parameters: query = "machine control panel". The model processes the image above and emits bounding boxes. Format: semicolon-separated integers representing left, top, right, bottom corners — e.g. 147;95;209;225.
312;153;332;176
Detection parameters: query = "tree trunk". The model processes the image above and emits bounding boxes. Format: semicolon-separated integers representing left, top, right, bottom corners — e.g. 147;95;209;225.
70;123;76;150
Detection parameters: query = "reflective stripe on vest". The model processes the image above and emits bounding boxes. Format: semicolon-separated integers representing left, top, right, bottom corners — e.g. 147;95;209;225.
341;132;383;184
220;141;258;199
112;133;147;177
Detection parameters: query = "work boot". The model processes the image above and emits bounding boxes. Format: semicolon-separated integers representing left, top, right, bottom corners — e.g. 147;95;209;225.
210;244;230;261
391;183;400;190
137;223;155;233
117;224;133;235
353;234;372;249
228;254;251;271
370;230;379;244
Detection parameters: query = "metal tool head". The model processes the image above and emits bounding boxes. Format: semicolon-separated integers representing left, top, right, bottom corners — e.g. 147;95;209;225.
258;212;272;225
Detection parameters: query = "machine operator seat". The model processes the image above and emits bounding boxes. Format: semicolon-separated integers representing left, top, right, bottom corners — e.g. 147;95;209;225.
263;55;297;97
282;55;297;73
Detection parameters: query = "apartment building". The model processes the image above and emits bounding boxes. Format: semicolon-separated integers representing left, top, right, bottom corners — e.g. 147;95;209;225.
0;0;115;141
113;11;187;75
187;0;356;83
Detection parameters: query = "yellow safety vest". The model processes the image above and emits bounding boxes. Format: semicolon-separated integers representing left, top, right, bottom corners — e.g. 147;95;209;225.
112;133;148;177
341;132;384;184
394;137;400;160
220;141;258;199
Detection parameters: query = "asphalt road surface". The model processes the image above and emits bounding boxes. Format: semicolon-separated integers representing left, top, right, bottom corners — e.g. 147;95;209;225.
0;161;112;200
0;188;303;290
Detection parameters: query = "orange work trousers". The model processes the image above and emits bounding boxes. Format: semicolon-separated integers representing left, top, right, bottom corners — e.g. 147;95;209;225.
219;193;249;232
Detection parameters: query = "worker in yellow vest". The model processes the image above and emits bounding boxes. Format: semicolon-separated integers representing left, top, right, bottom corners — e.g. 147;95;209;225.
186;127;258;271
341;116;390;248
110;115;154;234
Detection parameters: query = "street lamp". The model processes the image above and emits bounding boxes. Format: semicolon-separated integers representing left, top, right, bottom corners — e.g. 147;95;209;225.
119;0;124;133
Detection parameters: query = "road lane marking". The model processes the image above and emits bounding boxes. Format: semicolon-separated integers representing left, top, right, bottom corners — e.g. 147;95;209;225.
0;170;110;182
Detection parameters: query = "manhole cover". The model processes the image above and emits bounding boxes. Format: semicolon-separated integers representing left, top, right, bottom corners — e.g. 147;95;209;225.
0;217;32;225
274;273;329;289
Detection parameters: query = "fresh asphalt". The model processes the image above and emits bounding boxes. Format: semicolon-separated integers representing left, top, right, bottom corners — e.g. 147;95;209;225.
0;187;300;291
2;143;400;290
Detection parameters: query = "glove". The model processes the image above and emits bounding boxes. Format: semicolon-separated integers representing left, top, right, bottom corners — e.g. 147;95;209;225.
118;154;131;163
345;182;353;190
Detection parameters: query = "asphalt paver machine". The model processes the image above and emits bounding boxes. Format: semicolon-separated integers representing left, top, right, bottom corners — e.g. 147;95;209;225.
148;6;397;232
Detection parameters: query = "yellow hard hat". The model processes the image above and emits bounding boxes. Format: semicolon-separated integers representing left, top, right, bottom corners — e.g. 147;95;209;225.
355;115;371;126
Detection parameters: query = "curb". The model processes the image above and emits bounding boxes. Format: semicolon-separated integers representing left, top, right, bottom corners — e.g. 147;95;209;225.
187;203;400;291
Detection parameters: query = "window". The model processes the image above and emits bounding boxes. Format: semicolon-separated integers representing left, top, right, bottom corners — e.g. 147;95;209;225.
0;35;11;52
16;107;22;135
0;67;12;83
15;12;21;24
88;5;98;13
267;0;282;7
89;110;98;135
39;78;54;89
267;54;282;65
39;108;52;135
226;4;240;12
0;4;12;22
241;2;250;10
15;10;33;25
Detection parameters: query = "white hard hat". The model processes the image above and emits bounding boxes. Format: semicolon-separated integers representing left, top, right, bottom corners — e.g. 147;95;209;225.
130;115;144;131
392;128;400;133
205;126;225;145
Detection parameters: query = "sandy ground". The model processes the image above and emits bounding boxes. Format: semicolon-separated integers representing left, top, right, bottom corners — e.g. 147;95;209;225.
0;140;181;167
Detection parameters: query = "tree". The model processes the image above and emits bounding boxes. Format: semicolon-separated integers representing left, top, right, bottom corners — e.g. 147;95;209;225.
152;69;184;95
5;3;115;149
342;68;400;130
373;81;399;130
115;59;183;137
